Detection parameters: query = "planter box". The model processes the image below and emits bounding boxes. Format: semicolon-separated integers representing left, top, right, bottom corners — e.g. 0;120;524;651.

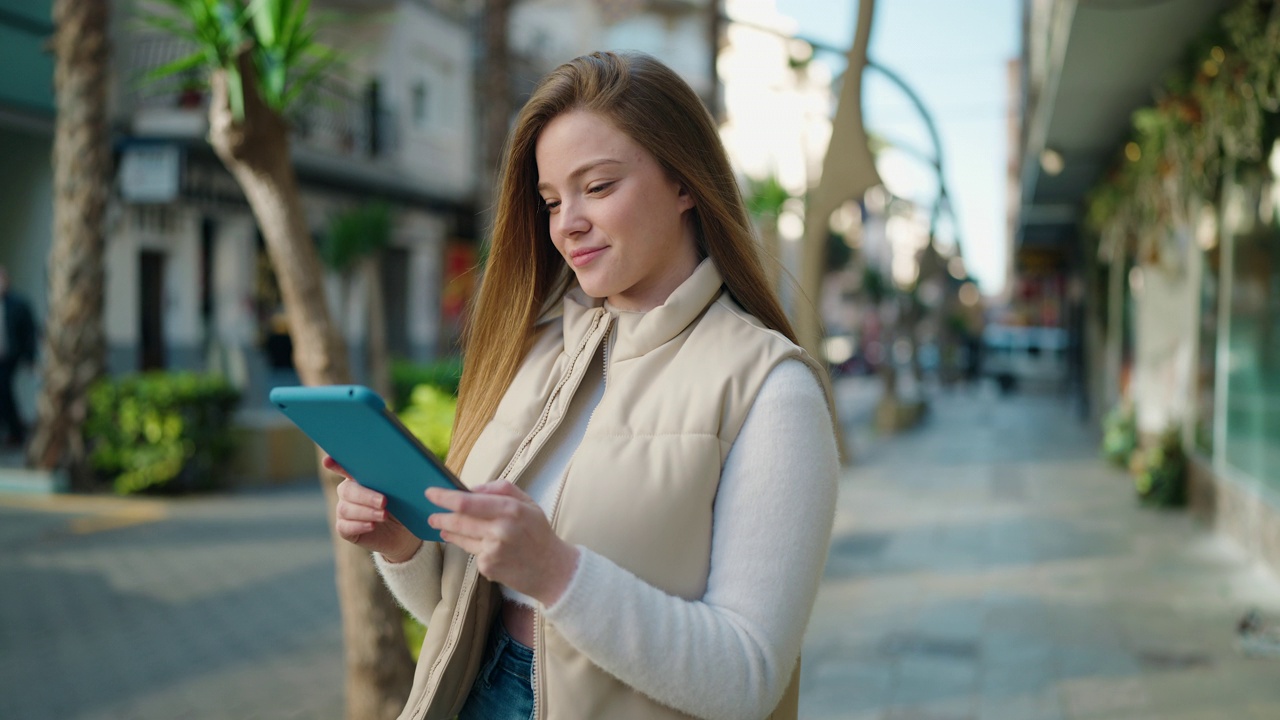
228;409;319;486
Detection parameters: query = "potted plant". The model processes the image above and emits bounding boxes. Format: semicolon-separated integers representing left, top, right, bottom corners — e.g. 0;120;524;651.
1101;401;1138;468
1130;428;1187;508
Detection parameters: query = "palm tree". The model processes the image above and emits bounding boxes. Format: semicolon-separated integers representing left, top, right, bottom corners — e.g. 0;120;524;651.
141;1;413;715
28;0;111;484
478;0;513;225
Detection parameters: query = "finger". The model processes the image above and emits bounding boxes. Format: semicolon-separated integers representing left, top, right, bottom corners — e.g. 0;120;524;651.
337;501;387;524
336;518;375;540
429;510;498;542
322;455;350;476
438;528;484;555
427;488;520;520
337;478;386;509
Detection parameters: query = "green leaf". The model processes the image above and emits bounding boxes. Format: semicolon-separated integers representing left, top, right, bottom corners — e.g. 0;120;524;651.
281;52;336;109
141;51;209;83
227;64;245;119
248;0;279;47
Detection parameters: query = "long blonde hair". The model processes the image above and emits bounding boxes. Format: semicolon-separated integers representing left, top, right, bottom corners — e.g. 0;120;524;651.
447;51;798;472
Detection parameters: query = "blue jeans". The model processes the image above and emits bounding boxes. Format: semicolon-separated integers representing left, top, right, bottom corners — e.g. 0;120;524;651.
458;622;535;720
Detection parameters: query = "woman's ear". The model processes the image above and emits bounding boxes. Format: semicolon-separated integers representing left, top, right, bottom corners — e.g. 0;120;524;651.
677;184;696;211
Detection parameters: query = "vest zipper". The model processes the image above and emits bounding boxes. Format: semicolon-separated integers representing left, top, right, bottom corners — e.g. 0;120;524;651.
498;309;609;485
533;315;613;720
418;308;610;719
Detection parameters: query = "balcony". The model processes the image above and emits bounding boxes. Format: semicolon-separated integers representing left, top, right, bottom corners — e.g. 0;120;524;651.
123;34;397;161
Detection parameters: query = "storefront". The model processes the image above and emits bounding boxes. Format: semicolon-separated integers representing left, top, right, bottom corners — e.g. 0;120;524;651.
1193;156;1280;566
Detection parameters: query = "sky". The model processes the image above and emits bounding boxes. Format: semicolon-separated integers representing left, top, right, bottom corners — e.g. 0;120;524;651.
773;0;1020;296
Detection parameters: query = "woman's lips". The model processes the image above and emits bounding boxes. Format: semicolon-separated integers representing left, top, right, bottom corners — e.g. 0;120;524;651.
570;247;607;267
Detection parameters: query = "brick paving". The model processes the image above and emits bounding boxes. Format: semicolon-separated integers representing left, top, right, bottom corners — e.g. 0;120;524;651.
1;380;1279;718
0;488;344;720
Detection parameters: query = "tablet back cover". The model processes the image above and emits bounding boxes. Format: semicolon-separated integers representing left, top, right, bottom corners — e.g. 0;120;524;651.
269;385;456;542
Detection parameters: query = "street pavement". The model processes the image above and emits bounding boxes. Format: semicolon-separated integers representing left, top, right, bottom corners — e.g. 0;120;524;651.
1;379;1278;719
801;380;1280;720
0;488;344;719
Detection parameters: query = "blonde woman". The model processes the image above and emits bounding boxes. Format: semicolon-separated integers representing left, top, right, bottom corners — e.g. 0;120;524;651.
331;51;839;720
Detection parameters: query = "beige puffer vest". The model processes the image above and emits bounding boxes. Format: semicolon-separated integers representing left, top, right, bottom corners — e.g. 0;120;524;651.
397;260;824;720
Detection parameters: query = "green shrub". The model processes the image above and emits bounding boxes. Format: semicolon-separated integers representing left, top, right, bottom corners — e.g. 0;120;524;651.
86;372;241;495
390;357;463;408
1101;402;1137;468
403;614;427;661
396;384;457;460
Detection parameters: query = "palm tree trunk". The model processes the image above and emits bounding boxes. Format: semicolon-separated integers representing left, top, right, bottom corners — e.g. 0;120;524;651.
209;50;414;719
27;0;110;483
478;0;512;228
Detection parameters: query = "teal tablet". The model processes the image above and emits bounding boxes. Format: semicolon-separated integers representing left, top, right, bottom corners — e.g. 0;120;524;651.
269;385;465;542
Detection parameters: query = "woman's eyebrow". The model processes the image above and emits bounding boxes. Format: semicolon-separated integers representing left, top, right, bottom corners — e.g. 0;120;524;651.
537;158;623;193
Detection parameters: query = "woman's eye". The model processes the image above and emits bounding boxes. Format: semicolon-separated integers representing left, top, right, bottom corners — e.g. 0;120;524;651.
586;182;613;195
542;199;561;213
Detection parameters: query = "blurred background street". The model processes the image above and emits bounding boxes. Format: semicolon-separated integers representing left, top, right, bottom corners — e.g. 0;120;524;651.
5;380;1280;719
4;0;1280;716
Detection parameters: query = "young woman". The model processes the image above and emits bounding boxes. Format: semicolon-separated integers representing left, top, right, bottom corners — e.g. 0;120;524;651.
331;51;839;720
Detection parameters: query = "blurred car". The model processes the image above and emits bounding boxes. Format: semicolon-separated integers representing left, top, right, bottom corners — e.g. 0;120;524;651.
981;325;1068;393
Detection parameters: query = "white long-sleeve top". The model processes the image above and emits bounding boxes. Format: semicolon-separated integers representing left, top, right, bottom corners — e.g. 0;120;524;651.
375;358;838;720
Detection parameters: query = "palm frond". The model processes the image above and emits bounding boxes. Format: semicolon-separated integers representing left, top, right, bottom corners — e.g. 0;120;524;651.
140;51;209;83
140;0;336;117
280;51;337;109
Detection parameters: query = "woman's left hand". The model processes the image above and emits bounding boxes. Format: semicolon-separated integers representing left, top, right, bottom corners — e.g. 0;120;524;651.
427;481;580;606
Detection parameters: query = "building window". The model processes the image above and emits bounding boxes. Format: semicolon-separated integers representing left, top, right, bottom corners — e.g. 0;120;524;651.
411;81;429;129
1221;164;1280;494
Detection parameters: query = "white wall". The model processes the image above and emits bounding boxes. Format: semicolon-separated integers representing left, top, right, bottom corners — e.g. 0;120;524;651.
104;213;139;347
380;3;476;199
399;209;446;357
513;0;713;96
606;13;712;97
513;0;602;64
107;205;205;348
1131;225;1197;436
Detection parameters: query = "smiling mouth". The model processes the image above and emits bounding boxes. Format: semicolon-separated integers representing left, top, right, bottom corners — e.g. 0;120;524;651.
570;247;607;267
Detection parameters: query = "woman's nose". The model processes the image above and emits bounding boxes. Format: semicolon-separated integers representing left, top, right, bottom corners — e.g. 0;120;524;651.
556;199;590;236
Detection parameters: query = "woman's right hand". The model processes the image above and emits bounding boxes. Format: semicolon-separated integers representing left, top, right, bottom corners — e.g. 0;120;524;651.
327;455;423;563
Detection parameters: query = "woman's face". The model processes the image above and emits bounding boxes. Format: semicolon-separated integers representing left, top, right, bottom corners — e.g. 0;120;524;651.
535;110;699;312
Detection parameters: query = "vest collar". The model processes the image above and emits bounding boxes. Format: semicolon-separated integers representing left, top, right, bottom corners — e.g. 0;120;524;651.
561;259;724;362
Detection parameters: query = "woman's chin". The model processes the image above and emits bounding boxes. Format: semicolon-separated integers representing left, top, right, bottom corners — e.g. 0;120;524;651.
572;276;615;301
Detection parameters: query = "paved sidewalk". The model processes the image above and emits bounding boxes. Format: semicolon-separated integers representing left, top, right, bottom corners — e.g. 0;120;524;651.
800;381;1280;720
0;486;345;719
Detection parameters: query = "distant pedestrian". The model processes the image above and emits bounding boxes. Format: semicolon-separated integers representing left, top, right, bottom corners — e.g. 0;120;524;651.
330;52;840;719
0;265;37;447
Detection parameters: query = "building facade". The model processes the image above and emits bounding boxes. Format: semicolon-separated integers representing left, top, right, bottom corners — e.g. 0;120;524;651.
0;1;480;481
0;0;55;436
1015;0;1280;577
108;1;478;410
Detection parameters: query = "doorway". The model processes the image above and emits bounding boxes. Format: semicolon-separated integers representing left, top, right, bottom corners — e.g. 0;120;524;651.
139;250;166;370
382;246;410;359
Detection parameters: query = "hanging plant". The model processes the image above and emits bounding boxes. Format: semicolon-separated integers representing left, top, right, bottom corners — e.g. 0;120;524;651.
1086;0;1280;241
